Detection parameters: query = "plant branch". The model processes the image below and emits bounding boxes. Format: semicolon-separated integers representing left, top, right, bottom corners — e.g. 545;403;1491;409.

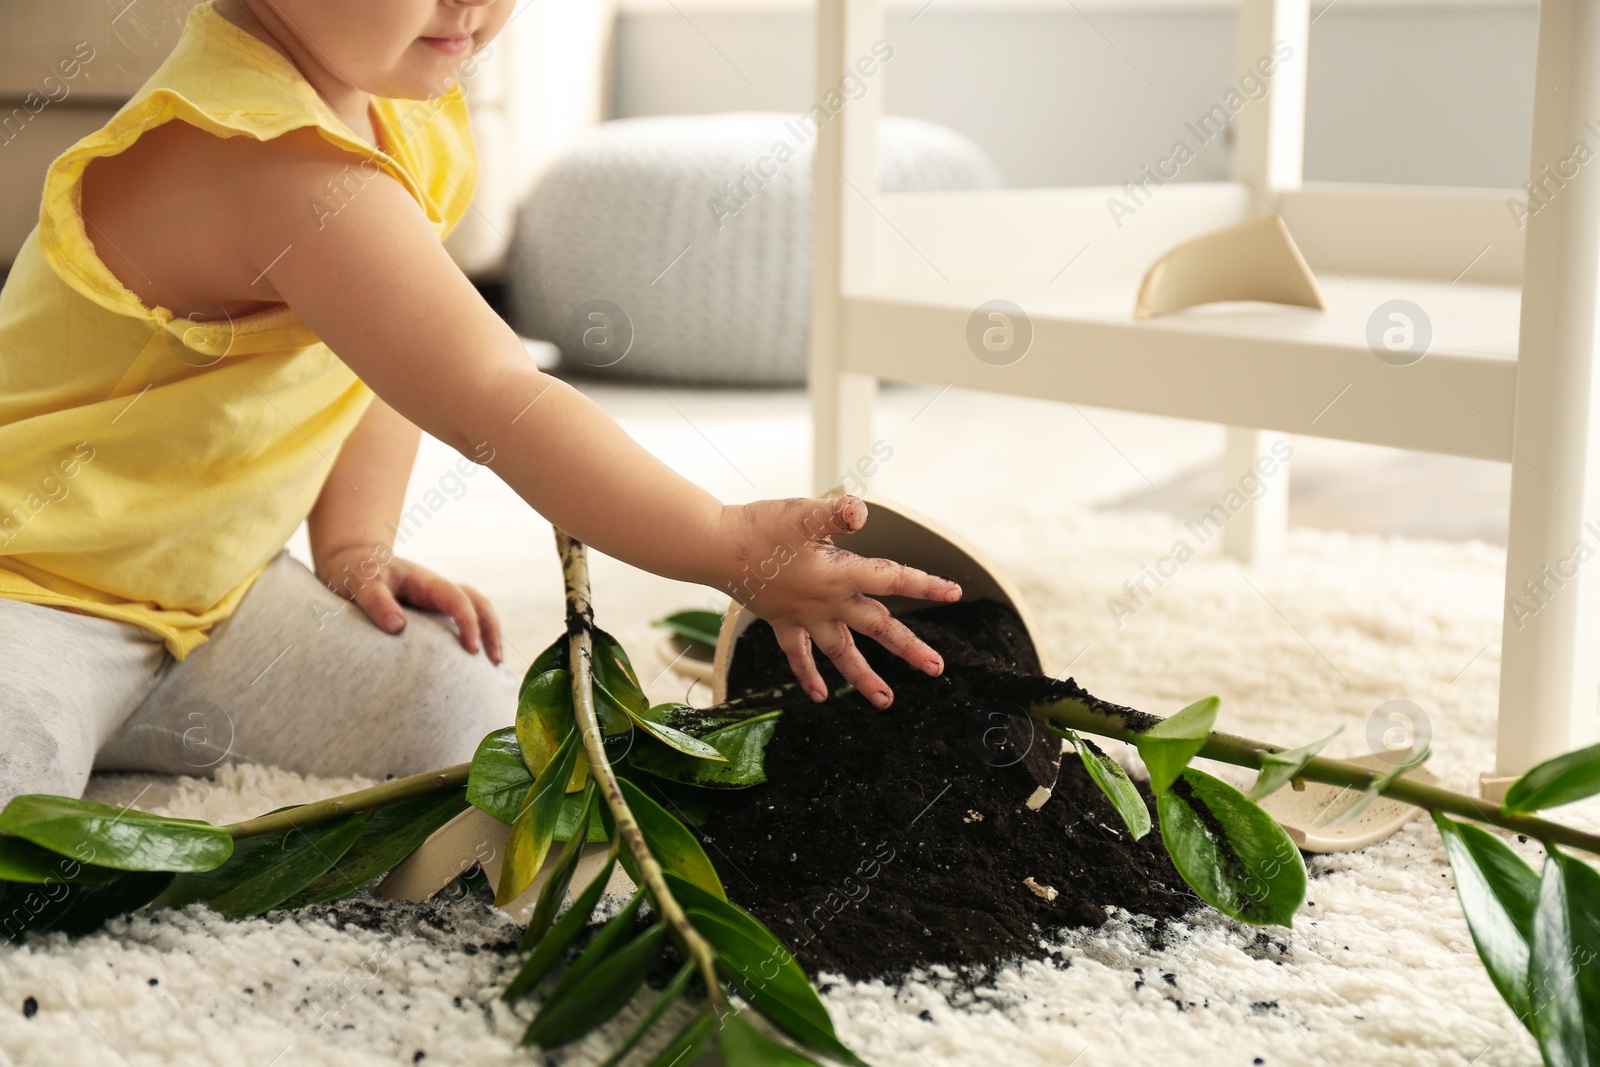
1030;695;1600;857
225;764;469;839
555;529;724;1003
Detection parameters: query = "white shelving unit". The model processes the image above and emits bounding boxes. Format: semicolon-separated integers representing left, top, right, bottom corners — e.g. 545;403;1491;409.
809;0;1600;788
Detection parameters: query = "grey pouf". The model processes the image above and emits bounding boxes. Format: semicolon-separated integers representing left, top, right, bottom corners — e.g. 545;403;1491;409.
508;113;1003;385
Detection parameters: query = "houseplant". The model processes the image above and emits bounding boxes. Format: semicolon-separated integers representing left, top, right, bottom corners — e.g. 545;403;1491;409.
0;530;1596;1064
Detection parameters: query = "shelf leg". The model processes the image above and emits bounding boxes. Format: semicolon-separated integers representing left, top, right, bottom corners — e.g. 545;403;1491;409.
1491;0;1600;792
811;371;878;496
1222;427;1291;564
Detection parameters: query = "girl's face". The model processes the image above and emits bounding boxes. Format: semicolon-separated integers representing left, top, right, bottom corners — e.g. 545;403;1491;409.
253;0;514;100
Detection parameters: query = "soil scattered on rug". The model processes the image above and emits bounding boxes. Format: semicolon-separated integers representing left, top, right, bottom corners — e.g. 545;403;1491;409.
704;600;1197;982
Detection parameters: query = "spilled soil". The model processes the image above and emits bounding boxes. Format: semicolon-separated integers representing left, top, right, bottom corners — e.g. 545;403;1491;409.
702;600;1197;981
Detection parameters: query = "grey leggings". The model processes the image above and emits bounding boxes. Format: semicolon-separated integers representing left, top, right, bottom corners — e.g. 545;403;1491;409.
0;549;518;807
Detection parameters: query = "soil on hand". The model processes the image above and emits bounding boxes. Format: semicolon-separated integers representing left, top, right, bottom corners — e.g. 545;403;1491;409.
704;600;1197;982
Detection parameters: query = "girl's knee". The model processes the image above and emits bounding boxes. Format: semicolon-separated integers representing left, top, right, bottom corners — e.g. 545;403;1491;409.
383;612;519;769
0;707;95;806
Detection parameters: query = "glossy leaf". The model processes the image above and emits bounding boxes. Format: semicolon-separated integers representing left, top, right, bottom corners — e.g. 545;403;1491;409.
498;730;582;906
646;1011;716;1067
1320;745;1431;830
663;872;788;953
555;791;609;843
545;890;646;1007
1134;696;1220;795
157;815;364;919
628;712;779;787
1247;727;1343;802
0;837;121;885
1057;728;1151;840
525;785;597;947
1529;852;1600;1067
1504;741;1600;815
1560;853;1600;1059
622;701;728;763
0;795;233;874
517;669;580;783
468;727;534;824
719;1011;827;1067
690;908;862;1065
2;871;174;941
654;609;722;650
508;853;616;986
535;634;570;676
523;922;666;1048
597;962;695;1067
1157;768;1306;927
1434;813;1538;1029
284;788;468;908
593;634;649;721
595;627;644;689
618;777;725;900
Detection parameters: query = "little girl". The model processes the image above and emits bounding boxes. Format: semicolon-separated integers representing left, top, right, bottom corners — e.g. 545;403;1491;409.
0;0;958;806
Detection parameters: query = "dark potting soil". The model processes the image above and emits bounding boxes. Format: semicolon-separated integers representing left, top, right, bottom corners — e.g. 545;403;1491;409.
704;599;1198;982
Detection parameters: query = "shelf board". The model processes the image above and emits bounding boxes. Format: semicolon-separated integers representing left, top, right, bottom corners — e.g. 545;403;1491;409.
841;271;1521;461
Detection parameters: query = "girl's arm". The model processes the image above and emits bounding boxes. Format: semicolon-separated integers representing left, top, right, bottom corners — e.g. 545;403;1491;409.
223;131;958;707
307;395;503;664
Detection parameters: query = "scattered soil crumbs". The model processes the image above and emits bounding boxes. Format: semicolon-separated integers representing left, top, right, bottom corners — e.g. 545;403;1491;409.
704;600;1198;982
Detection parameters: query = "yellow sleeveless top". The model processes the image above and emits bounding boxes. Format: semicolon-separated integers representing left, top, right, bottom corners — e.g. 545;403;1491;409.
0;1;477;658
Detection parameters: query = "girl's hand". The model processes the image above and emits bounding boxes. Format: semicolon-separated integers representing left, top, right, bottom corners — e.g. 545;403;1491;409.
316;547;504;665
718;496;961;709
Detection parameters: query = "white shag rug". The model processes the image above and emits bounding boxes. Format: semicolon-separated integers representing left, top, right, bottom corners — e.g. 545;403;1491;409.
2;499;1591;1067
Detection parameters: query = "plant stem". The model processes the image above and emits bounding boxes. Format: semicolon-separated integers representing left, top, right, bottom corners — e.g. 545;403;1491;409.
1030;696;1600;857
225;764;469;839
555;530;725;1004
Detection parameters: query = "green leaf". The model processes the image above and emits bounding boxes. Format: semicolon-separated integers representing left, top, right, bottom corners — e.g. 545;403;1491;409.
1529;851;1600;1066
528;633;569;678
1135;696;1220;795
719;1011;827;1067
1247;727;1343;802
593;634;648;717
468;727;534;825
597;962;695;1067
544;890;646;1008
1320;745;1431;830
647;1011;716;1067
1433;813;1538;1030
556;791;609;843
654;609;723;650
1504;742;1600;815
523;922;666;1048
691;907;863;1066
595;628;644;687
662;871;801;968
621;701;729;763
517;669;580;783
0;837;122;884
1056;728;1151;840
525;785;598;947
2;871;175;940
156;815;364;919
508;853;616;989
498;729;582;906
1157;768;1306;927
1559;853;1600;1058
284;788;468;908
618;778;725;900
0;795;233;874
629;713;781;788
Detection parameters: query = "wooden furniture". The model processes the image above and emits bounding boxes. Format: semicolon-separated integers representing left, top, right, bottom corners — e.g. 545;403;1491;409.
809;0;1600;789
